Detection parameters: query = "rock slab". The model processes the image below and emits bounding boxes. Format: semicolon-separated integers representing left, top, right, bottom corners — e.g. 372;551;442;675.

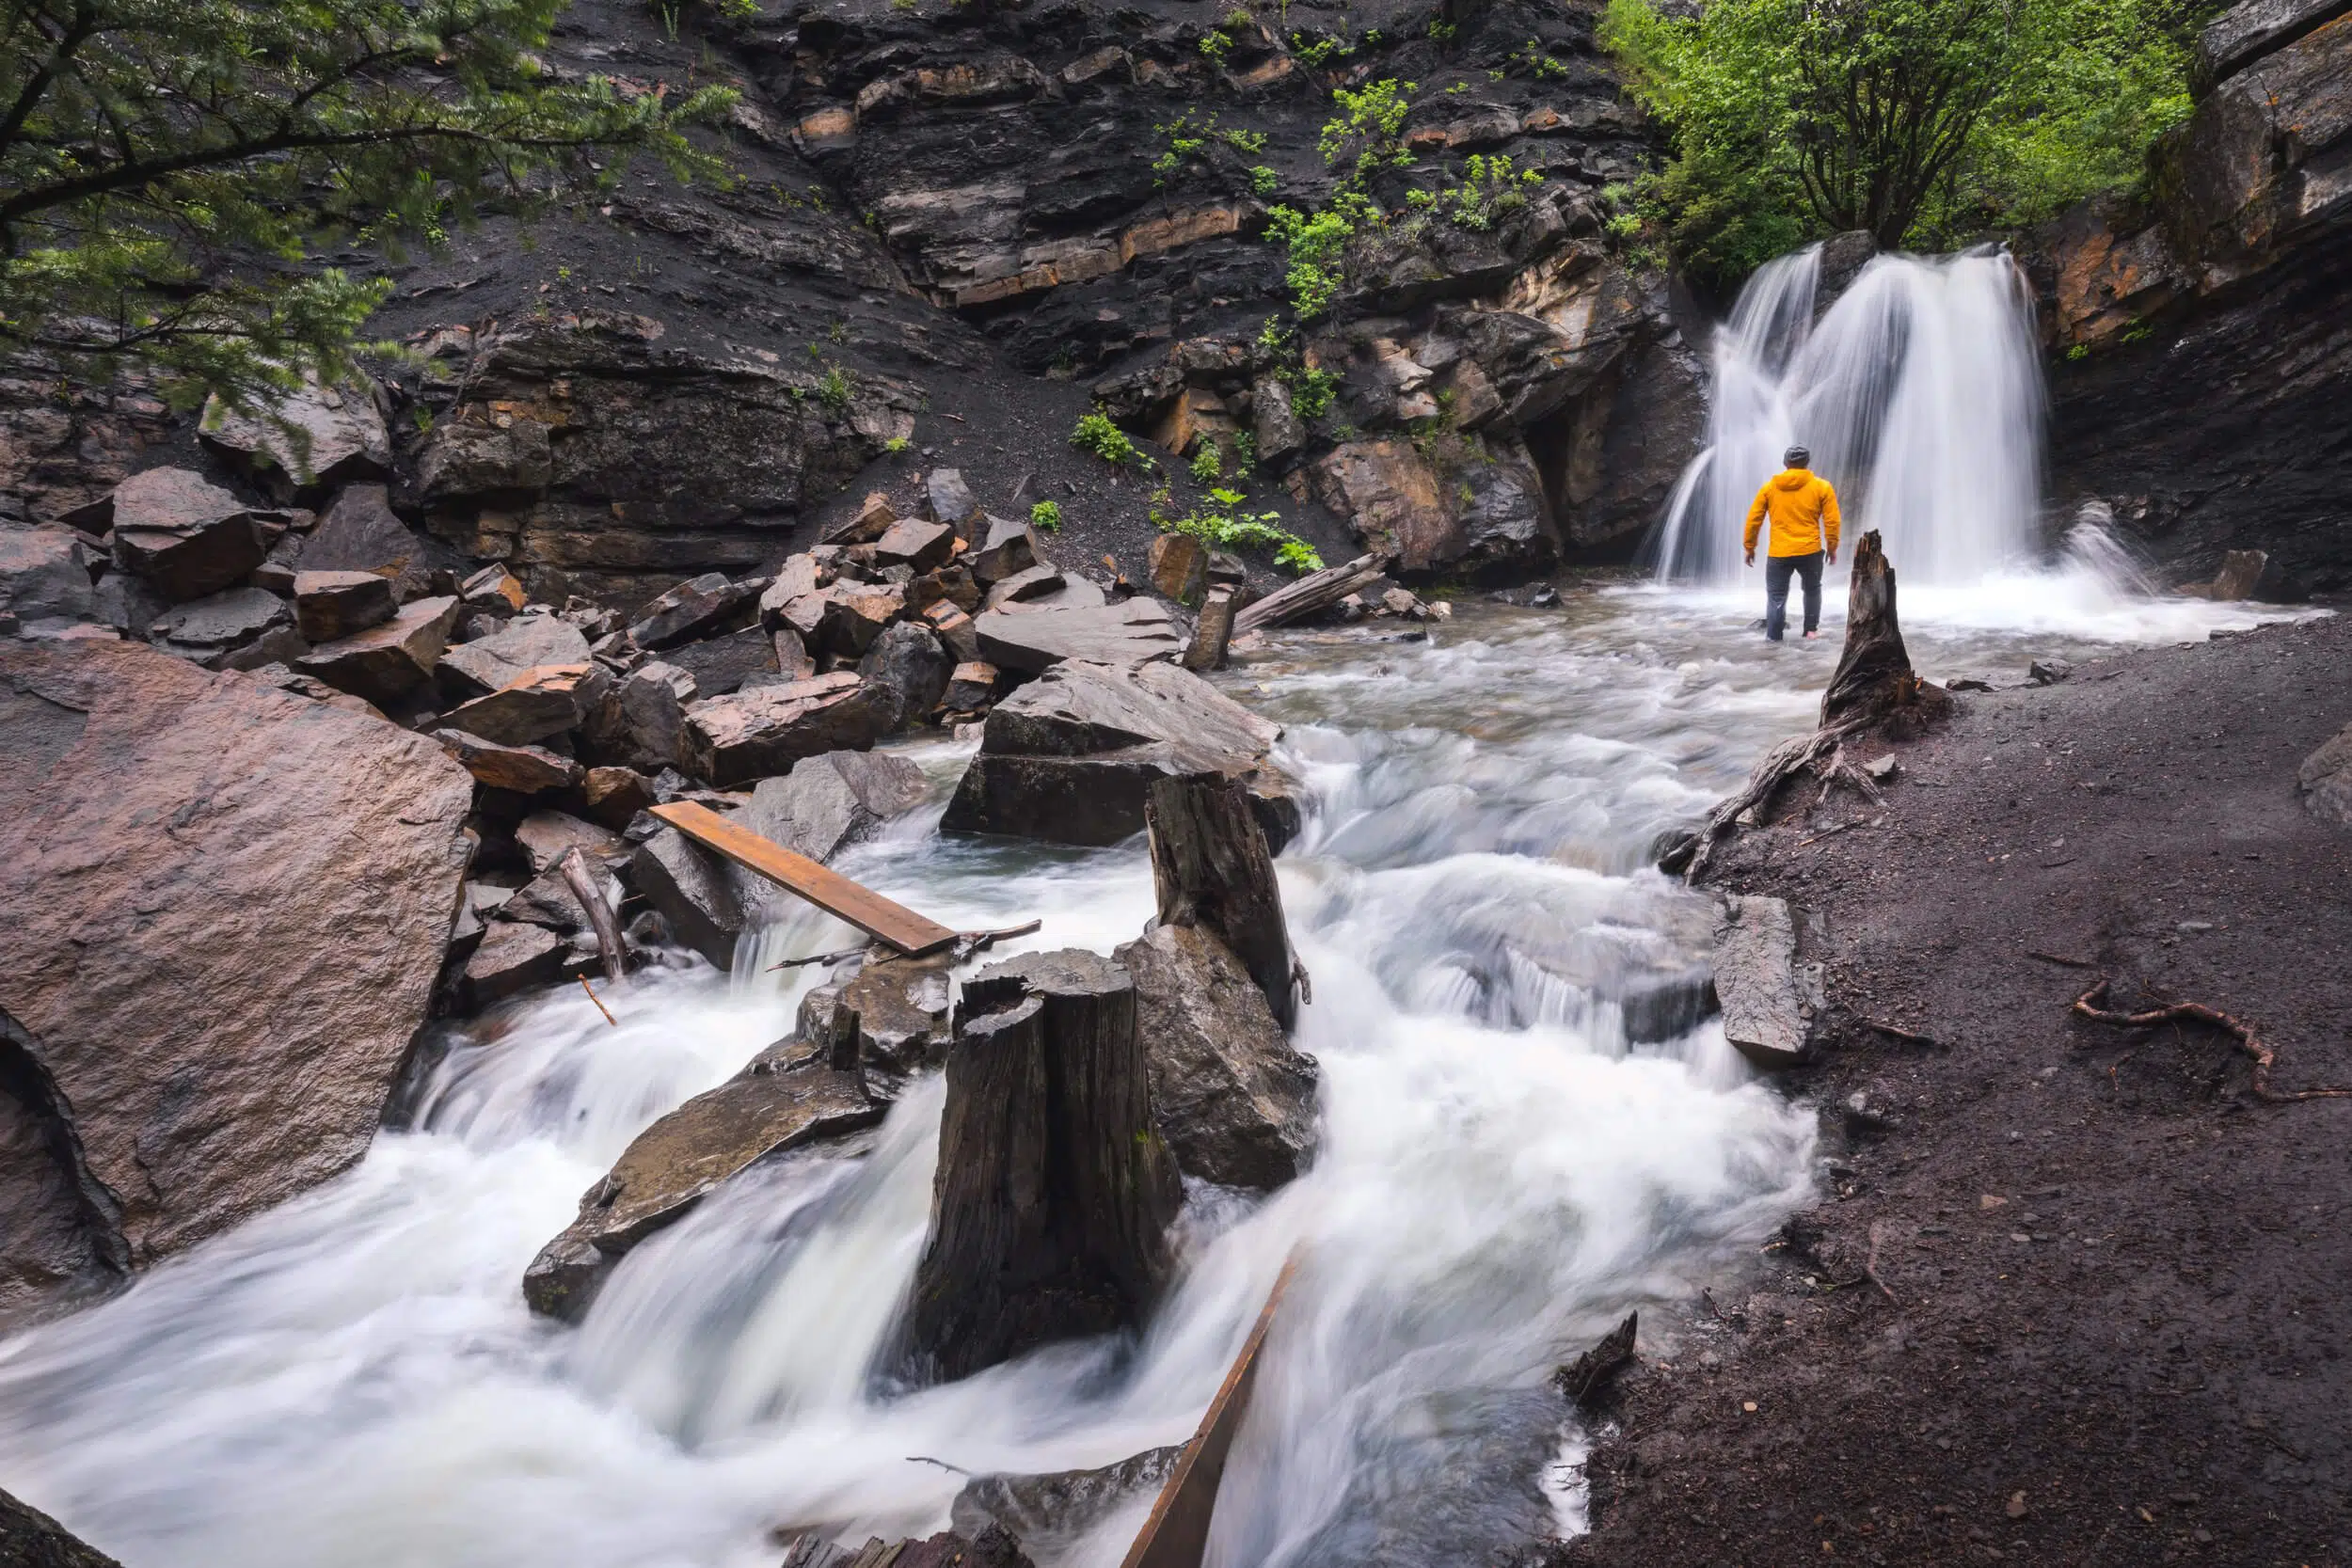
0;638;472;1319
1711;894;1809;1068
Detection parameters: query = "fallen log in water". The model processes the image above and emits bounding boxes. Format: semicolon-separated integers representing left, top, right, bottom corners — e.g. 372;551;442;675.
1232;553;1385;635
556;847;627;984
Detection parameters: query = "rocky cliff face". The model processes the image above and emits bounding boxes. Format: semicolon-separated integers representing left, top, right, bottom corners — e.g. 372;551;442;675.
2;0;1704;597
2030;0;2352;597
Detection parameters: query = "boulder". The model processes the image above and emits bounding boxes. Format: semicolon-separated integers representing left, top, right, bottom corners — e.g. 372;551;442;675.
294;594;459;705
813;581;906;657
628;572;764;651
769;625;818;682
297;483;446;603
462;919;569;1008
2297;721;2352;828
822;491;898;546
0;524;99;626
460;563;529;615
874;517;957;572
665;626;779;697
971;599;1186;674
1148;533;1207;603
1116;924;1317;1190
798;949;956;1093
898;949;1180;1385
632;825;747;968
436;610;593;698
966;515;1042;586
738;748;930;866
0;638;471;1318
199;378;390;501
0;1484;123;1568
150;586;292;667
942;659;1289;847
102;467;267;603
521;1055;882;1320
587;659;695;771
292;569;397;642
858;621;954;727
580;765;657;829
1712;894;1808;1069
516;809;628;875
757;552;834;623
944;660;999;712
438;662;599;747
1252;374;1305;463
926;467;981;533
951;1448;1184;1562
1183;584;1238;673
499;860;625;933
924;601;981;663
434;729;583;794
682;672;898;787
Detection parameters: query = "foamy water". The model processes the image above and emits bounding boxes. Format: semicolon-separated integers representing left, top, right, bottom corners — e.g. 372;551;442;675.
0;576;2294;1568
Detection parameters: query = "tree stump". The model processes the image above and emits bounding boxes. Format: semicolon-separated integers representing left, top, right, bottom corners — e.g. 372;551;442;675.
898;949;1182;1386
1820;530;1952;738
1182;584;1237;673
1145;773;1302;1030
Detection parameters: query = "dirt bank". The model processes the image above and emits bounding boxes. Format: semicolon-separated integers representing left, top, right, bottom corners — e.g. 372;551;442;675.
1566;611;2352;1567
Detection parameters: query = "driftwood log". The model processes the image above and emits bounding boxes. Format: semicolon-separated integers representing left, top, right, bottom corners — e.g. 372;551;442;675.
1556;1310;1638;1411
1688;531;1949;876
1145;773;1304;1030
556;847;628;984
898;949;1182;1386
1232;553;1385;634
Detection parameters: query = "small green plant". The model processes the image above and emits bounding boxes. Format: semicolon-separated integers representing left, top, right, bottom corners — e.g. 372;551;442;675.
1232;430;1258;477
1262;188;1379;318
1200;28;1235;65
829;319;849;343
1071;411;1142;466
411;405;435;435
649;0;757;40
1443;153;1544;230
1029;499;1063;531
1292;31;1356;67
1319;78;1419;182
1511;40;1572;79
1151;485;1325;574
2065;342;2091;360
1221;127;1268;154
1428;18;1456;42
1250;165;1279;196
818;364;854;414
885;436;912;452
1189;443;1224;482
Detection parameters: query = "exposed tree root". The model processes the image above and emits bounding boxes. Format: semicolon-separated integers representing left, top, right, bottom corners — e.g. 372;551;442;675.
2071;977;2352;1103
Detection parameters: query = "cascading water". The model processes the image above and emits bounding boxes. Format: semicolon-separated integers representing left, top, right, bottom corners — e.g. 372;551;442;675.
1650;245;2047;587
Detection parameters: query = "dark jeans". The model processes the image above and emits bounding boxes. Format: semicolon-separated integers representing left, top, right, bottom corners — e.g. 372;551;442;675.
1764;550;1823;641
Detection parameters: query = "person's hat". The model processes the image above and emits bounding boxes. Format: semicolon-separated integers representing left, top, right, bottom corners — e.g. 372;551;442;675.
1784;445;1810;468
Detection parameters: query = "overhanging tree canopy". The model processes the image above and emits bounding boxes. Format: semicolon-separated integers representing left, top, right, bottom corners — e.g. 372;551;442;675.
0;0;736;406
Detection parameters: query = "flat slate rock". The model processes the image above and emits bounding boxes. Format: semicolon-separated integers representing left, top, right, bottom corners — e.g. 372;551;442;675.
521;1056;881;1320
295;483;447;603
0;637;471;1318
2297;721;2352;827
437;611;593;698
972;600;1184;674
1711;893;1808;1068
199;377;390;498
294;594;459;704
103;467;267;603
682;672;897;787
664;625;778;697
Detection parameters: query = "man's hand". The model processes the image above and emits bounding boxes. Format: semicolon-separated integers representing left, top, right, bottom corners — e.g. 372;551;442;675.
1743;550;1755;567
1827;549;1837;565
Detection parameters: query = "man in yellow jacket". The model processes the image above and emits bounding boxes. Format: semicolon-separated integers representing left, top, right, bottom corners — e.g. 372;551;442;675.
1743;445;1840;641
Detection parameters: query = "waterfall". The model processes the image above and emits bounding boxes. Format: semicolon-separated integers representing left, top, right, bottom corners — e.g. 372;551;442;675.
1649;245;2047;587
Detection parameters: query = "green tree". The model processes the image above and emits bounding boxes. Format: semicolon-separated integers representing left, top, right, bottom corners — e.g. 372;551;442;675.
0;0;736;408
1601;0;2203;286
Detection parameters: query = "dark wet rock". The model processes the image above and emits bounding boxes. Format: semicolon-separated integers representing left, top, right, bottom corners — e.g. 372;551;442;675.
294;483;448;604
1147;533;1207;604
439;662;602;747
739;748;930;863
151;587;292;666
462;919;569;1007
0;1483;123;1568
436;610;593;699
682;672;897;787
874;517;956;572
780;1528;1032;1568
583;659;696;772
100;468;267;603
980;562;1070;610
798;949;956;1093
665;626;779;698
822;492;898;546
898;948;1180;1385
1142;769;1304;1029
294;594;459;705
858;621;953;727
628;571;766;651
460;563;528;616
199;378;390;502
516;809;628;875
2196;0;2345;87
522;1056;881;1320
950;1447;1183;1560
500;860;626;934
944;660;999;712
925;467;980;533
1117;924;1317;1191
971;599;1184;675
292;569;397;643
631;825;747;969
925;601;982;664
0;637;471;1318
1712;894;1808;1069
2297;721;2352;828
0;525;99;626
944;658;1287;847
434;730;583;794
580;765;658;829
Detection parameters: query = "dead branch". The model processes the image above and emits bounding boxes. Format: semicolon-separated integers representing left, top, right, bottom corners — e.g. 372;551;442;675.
2071;977;2351;1103
2028;950;2097;969
1867;1020;1943;1049
767;944;868;972
1862;1220;1899;1305
578;974;617;1027
949;918;1042;962
557;846;627;985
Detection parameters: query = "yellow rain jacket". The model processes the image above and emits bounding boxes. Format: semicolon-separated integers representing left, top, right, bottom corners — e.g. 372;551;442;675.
1744;469;1841;558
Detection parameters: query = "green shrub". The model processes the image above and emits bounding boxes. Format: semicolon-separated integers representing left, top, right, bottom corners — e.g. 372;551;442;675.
1151;485;1325;574
817;364;854;414
1189;443;1224;483
1071;412;1141;466
1029;499;1063;531
1319;78;1418;182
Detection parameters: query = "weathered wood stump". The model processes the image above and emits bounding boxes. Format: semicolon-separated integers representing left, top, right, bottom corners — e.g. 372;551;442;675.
1820;530;1952;737
1145;773;1303;1030
898;949;1182;1386
1232;552;1386;634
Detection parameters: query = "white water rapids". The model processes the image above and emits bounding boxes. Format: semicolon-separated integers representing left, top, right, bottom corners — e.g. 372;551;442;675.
0;244;2302;1568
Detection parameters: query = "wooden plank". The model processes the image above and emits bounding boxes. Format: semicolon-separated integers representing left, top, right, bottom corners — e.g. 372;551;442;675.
1120;1255;1298;1568
649;800;961;958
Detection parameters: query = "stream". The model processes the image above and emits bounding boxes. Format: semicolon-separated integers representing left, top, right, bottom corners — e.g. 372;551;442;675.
0;570;2280;1568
